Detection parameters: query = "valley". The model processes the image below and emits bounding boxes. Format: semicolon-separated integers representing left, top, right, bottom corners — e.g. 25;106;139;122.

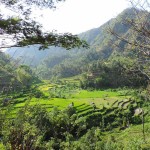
0;5;150;150
0;78;150;149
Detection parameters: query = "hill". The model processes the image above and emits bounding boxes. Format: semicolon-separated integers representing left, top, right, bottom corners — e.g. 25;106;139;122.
0;51;40;93
0;52;20;92
1;7;150;150
5;8;148;83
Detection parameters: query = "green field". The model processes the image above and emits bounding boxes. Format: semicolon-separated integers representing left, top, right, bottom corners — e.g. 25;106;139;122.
0;81;150;149
0;81;136;120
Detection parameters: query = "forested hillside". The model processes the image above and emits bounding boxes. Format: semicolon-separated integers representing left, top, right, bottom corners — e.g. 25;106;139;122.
0;52;20;92
5;8;149;88
0;52;40;93
1;2;150;149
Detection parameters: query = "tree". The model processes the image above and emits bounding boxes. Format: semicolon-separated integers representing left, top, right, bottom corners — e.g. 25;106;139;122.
0;0;88;95
16;65;33;87
108;0;150;83
0;0;88;50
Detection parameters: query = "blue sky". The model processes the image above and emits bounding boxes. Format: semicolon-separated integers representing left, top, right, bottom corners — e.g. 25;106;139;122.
35;0;130;34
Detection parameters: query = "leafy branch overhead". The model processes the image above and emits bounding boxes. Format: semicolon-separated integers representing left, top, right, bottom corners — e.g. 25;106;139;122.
0;0;88;50
0;0;66;20
1;0;66;9
0;17;88;50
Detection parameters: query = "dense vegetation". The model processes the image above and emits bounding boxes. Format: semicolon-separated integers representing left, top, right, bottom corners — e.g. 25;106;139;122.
6;8;150;89
0;52;41;94
0;79;150;149
1;6;150;150
81;55;148;89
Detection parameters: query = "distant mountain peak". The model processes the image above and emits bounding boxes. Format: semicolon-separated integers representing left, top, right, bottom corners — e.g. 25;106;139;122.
5;7;148;79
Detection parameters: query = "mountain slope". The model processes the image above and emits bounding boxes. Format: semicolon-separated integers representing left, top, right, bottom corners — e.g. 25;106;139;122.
5;8;144;79
0;51;41;93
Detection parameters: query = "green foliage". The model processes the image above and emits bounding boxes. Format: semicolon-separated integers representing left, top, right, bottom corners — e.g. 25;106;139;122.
81;55;148;89
0;51;42;95
1;0;65;9
3;9;133;80
1;4;150;150
4;8;150;88
141;144;150;150
0;85;150;149
0;52;21;93
1;104;87;150
0;16;88;50
77;127;102;149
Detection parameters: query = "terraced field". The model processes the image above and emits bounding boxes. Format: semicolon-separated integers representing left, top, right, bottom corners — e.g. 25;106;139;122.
0;81;137;120
1;81;150;150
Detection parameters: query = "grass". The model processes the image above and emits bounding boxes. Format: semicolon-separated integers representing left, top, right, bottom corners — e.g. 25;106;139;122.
0;82;135;119
1;81;150;149
0;143;5;150
72;90;131;99
107;123;150;149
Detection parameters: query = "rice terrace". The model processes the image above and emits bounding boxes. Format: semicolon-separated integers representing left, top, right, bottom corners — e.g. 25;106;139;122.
0;0;150;149
1;80;135;116
0;78;150;149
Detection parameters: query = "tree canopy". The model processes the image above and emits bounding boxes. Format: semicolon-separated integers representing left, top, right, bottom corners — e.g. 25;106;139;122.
108;0;150;82
0;0;88;50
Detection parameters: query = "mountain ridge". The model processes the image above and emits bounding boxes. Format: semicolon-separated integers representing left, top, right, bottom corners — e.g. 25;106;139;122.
5;7;142;79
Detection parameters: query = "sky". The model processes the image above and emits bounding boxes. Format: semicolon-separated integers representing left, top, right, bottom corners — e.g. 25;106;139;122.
0;0;130;52
34;0;130;34
0;0;130;34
